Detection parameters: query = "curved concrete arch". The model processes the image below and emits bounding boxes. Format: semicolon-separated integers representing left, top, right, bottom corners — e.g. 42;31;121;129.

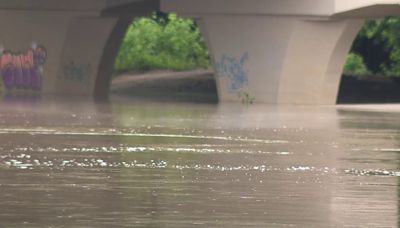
93;17;132;100
162;0;400;104
323;20;364;103
1;0;400;104
195;18;224;103
277;19;364;104
197;15;363;104
54;16;122;97
58;1;159;100
0;0;158;100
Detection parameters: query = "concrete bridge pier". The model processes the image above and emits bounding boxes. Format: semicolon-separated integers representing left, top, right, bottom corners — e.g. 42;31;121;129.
0;0;162;100
197;16;363;104
56;16;130;98
0;11;127;98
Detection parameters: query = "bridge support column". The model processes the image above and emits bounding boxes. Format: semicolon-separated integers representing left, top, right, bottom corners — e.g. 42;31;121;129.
198;16;363;105
0;11;132;99
55;16;126;98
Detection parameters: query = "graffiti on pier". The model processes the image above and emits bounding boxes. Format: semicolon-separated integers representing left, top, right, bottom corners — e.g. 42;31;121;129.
0;44;47;91
63;61;92;85
216;52;249;91
216;52;255;104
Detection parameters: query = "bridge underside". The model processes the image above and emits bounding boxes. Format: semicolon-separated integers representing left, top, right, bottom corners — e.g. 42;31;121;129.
197;16;363;104
0;0;399;105
165;0;400;104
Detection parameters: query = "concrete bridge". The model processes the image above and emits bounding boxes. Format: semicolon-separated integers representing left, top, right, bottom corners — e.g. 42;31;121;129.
0;0;399;104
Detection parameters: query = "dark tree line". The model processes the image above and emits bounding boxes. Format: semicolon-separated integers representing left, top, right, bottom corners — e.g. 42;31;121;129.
347;17;400;76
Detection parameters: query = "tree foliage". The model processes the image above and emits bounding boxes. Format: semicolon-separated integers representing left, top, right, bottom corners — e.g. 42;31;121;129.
346;17;400;76
117;14;400;77
344;53;370;76
115;13;210;73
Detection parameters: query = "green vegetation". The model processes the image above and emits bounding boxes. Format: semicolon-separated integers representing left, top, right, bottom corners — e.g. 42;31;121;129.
116;13;400;77
345;17;400;76
344;53;370;76
115;13;210;73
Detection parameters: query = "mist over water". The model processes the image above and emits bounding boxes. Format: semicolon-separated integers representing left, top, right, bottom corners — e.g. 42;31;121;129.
0;96;399;227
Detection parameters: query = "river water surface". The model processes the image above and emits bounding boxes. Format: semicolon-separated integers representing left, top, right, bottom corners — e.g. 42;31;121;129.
0;96;399;227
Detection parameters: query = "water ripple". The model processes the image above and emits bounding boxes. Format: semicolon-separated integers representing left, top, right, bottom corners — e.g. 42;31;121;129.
0;128;288;144
3;145;293;155
345;168;400;177
0;153;334;175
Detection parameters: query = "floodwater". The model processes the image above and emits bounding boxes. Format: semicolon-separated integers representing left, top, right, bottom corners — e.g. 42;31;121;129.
0;96;399;227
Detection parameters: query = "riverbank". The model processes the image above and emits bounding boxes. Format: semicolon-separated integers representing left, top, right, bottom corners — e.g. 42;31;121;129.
111;71;400;104
111;69;217;103
337;74;400;104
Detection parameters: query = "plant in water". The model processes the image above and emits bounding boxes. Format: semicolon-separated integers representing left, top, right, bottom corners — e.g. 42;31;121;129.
238;91;255;105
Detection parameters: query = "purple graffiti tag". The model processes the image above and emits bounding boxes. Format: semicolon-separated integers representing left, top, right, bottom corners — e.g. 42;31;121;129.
13;55;24;88
0;45;47;91
1;52;14;89
30;67;41;90
21;50;34;89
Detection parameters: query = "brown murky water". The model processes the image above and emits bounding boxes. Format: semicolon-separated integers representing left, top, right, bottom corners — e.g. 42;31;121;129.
0;96;399;227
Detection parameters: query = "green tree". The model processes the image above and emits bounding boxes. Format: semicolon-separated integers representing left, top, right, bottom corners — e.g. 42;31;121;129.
343;53;369;76
115;13;210;73
349;17;400;76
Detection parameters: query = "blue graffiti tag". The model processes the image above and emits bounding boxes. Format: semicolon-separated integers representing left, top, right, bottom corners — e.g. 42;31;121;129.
63;61;92;85
215;52;249;91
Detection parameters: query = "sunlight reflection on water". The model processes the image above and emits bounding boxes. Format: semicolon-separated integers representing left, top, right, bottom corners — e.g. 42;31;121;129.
0;99;398;227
